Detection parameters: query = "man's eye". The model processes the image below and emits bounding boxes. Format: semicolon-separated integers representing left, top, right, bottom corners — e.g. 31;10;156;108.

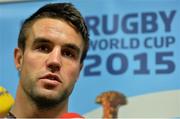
62;50;75;58
37;45;51;53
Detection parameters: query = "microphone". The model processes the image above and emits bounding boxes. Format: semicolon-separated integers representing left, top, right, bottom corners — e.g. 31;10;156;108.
0;86;14;117
59;112;84;118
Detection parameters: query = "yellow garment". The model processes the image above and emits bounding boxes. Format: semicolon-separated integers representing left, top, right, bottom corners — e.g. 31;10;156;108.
0;86;14;117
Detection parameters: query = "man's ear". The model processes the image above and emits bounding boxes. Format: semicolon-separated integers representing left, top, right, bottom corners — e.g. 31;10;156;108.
14;48;23;71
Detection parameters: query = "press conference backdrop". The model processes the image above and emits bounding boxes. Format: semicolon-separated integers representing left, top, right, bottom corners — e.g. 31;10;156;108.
0;0;179;118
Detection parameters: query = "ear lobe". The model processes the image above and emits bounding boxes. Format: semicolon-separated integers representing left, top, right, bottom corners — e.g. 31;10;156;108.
14;48;23;71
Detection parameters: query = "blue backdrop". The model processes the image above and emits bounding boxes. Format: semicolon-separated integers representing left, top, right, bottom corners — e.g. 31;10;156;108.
0;0;179;116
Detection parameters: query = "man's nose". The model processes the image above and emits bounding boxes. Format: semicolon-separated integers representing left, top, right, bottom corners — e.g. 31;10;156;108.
46;48;61;73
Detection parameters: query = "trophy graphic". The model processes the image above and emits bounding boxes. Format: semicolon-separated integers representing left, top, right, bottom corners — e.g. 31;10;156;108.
96;91;127;118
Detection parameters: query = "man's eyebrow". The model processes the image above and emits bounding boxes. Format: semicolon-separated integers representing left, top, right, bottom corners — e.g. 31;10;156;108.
33;38;81;53
32;37;51;45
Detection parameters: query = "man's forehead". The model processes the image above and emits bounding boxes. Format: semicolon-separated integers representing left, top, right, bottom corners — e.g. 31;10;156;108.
27;18;84;50
32;18;81;38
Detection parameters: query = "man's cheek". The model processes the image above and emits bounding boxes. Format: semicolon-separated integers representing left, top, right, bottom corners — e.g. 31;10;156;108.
68;67;80;79
25;56;40;69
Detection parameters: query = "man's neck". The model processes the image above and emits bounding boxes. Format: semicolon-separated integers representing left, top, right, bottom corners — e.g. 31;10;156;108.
11;84;68;118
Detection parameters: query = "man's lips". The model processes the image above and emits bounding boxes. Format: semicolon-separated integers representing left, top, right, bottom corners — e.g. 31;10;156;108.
39;74;62;83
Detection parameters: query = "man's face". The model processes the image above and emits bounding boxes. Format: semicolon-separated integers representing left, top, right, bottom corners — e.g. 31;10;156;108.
14;18;83;107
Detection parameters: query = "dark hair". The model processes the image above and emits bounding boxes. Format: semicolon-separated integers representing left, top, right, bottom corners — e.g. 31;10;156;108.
18;3;89;63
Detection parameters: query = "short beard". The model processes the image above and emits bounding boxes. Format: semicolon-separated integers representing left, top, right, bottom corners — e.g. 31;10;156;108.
19;71;74;110
21;81;71;110
31;90;69;110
